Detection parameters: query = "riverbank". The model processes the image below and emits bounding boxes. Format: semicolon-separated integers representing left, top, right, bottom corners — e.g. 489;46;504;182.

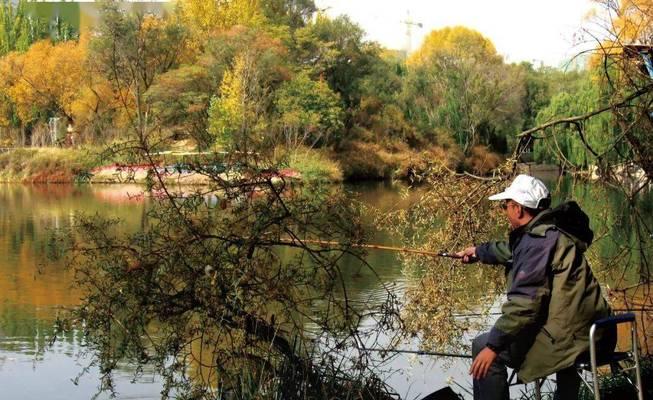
0;142;503;184
0;147;328;184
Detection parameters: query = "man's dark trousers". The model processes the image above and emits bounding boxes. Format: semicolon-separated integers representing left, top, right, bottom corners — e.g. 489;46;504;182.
471;332;580;400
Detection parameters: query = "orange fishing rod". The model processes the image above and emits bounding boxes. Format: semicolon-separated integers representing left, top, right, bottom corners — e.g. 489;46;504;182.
278;238;463;259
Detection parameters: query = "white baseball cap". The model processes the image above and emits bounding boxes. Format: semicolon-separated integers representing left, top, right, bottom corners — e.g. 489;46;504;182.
488;175;550;209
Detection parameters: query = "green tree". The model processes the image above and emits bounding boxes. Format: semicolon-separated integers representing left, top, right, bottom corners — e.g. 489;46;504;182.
354;50;415;143
519;62;551;131
202;26;288;89
147;65;214;149
260;0;316;29
293;14;379;133
274;71;343;150
0;0;35;55
0;0;77;56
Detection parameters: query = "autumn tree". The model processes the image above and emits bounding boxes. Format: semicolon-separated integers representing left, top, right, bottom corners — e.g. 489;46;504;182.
69;67;122;144
0;36;94;146
6;39;86;124
406;26;524;154
89;3;188;149
176;0;315;41
205;27;288;150
208;53;259;149
176;0;267;39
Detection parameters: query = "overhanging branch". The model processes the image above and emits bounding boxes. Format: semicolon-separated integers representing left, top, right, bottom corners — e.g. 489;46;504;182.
517;82;653;138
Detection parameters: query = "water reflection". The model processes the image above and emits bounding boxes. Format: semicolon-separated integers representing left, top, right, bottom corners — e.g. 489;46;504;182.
0;184;158;399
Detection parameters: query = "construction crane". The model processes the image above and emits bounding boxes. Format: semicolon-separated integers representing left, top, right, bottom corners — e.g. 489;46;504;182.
401;11;423;56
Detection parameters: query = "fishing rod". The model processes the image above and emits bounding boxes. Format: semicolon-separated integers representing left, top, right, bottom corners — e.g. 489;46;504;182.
278;238;463;259
366;348;472;359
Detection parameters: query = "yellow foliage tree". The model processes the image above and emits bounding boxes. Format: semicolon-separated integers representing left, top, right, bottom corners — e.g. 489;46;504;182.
0;54;17;127
208;52;264;149
69;74;121;138
3;38;87;124
176;0;267;37
210;64;246;141
587;0;653;66
0;34;123;144
612;0;653;43
408;26;501;67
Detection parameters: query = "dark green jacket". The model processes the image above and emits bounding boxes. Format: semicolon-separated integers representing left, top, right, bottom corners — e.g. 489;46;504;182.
476;202;611;382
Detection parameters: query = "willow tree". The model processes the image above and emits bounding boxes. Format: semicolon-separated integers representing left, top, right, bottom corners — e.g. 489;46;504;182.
509;0;653;354
521;0;653;181
532;71;615;168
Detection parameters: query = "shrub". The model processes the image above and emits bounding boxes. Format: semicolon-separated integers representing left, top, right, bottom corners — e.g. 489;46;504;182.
286;147;343;183
463;145;503;175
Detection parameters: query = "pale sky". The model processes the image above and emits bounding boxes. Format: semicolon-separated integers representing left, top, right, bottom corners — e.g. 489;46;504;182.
314;0;603;67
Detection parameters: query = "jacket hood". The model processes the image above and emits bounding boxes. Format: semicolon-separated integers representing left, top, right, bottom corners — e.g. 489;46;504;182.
532;201;594;249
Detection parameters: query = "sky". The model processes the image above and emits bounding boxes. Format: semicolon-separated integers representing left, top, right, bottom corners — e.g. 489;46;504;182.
314;0;602;67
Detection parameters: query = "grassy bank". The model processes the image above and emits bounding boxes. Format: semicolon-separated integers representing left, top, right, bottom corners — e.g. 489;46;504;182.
0;148;99;183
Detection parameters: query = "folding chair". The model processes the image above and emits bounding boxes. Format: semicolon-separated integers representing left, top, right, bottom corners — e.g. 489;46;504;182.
575;313;644;400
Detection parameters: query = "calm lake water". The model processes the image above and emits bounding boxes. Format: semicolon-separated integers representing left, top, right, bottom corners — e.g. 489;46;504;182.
0;180;650;399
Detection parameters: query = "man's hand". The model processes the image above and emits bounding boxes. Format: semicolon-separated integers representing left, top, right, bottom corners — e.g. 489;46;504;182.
469;347;497;380
455;246;478;264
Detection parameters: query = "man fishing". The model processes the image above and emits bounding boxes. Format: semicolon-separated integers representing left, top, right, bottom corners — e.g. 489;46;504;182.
456;174;615;400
